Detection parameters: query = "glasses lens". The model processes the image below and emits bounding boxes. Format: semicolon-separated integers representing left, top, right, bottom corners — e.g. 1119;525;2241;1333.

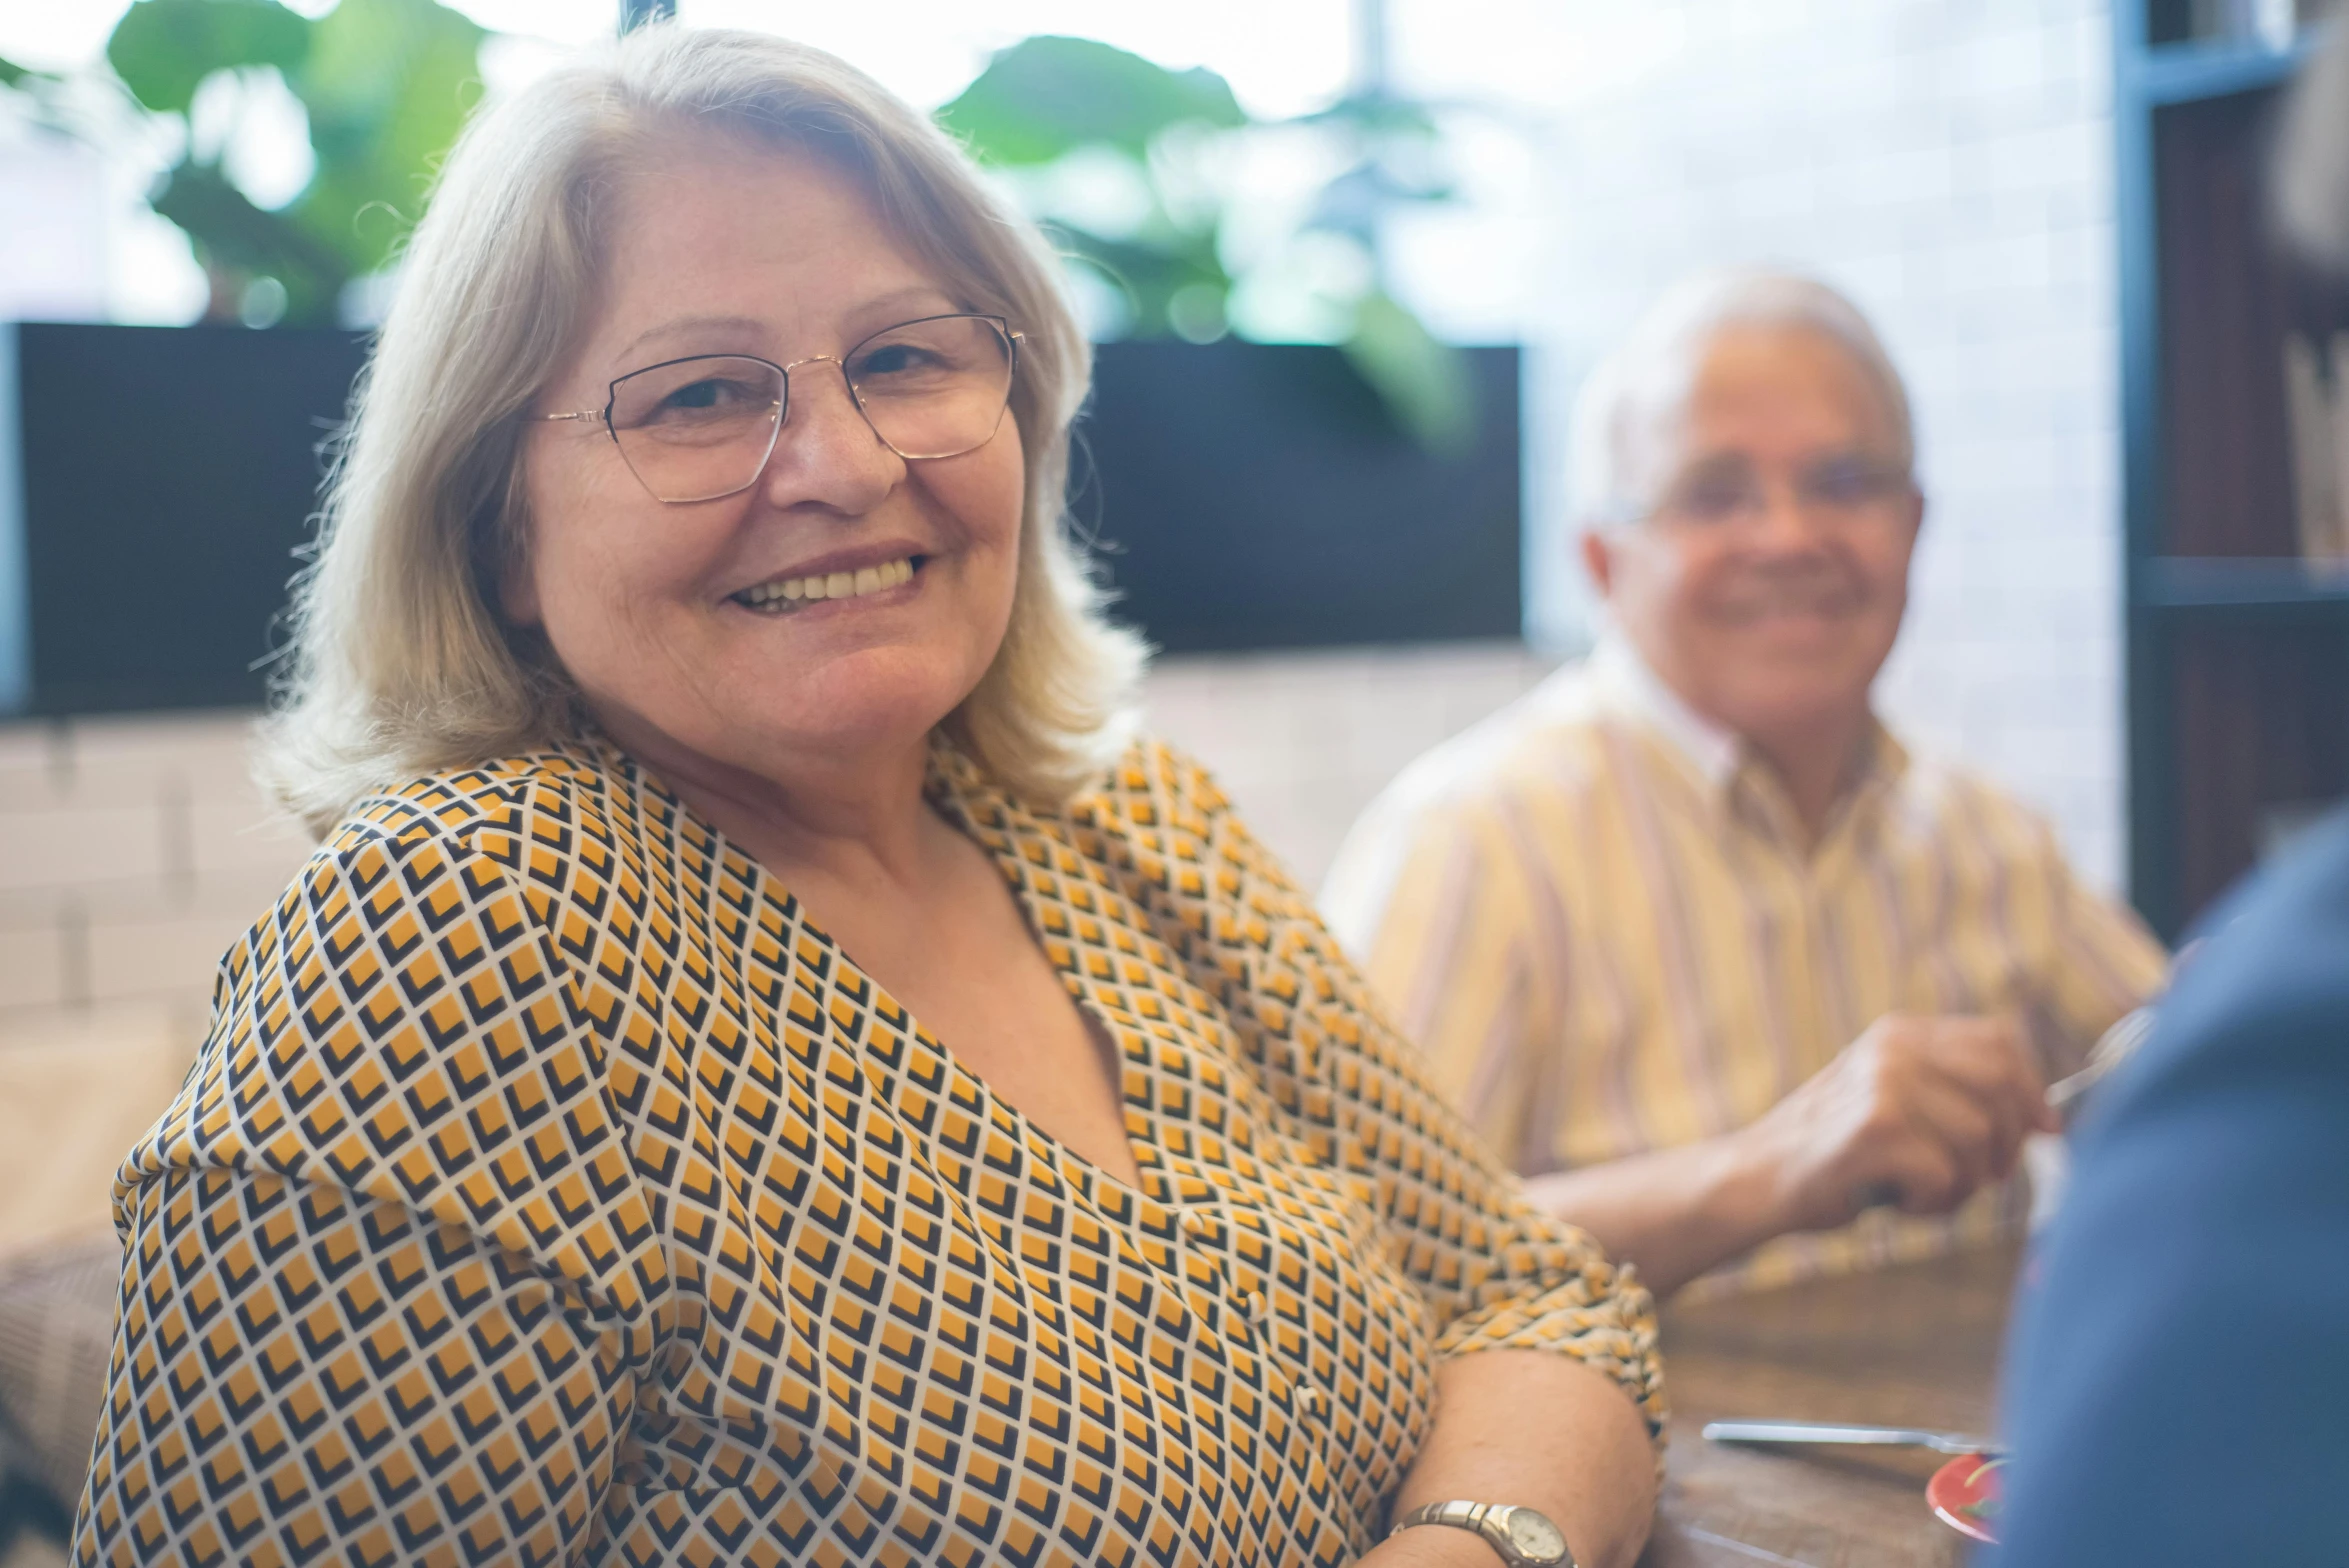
846;317;1014;460
1799;455;1911;511
607;355;784;502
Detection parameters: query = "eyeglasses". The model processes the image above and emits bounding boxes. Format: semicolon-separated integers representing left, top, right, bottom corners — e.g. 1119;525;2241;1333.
1645;454;1916;532
537;313;1023;504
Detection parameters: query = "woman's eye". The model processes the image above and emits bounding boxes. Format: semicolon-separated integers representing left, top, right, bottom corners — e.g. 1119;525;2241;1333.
657;378;760;415
855;345;937;378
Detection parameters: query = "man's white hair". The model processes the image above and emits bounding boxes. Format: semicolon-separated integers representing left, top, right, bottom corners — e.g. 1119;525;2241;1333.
1567;267;1915;527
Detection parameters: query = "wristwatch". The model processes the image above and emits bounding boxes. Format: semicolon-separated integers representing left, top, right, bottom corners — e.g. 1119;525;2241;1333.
1389;1501;1575;1566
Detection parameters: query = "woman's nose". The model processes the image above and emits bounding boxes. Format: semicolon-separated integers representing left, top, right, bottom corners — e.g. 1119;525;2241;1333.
758;363;902;509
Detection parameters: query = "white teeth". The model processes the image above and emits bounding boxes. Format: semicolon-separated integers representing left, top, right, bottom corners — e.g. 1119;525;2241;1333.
736;556;918;609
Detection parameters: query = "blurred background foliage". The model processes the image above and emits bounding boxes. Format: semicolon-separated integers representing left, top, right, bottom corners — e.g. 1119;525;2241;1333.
104;0;485;326
0;0;484;327
941;35;1475;452
1;10;1478;447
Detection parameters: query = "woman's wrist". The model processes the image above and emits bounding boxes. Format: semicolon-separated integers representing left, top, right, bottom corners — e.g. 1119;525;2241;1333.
1367;1521;1510;1568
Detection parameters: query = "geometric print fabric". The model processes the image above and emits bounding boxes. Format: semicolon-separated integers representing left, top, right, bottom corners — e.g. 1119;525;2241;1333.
71;735;1662;1567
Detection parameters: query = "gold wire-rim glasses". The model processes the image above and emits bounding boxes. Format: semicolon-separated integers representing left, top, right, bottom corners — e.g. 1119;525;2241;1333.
535;313;1024;505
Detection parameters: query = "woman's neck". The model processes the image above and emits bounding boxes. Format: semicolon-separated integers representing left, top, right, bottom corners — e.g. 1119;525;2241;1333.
591;704;945;892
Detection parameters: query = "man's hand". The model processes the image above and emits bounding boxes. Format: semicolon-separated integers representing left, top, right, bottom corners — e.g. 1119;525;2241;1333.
1735;1013;2058;1235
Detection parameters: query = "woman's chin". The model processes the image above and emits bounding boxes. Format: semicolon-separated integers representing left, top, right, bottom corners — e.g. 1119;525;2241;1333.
723;661;978;757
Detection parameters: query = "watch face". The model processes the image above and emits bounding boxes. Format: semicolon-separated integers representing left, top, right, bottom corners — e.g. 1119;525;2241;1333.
1504;1508;1569;1562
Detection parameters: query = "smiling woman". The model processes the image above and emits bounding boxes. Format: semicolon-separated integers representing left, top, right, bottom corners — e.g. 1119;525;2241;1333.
68;25;1665;1568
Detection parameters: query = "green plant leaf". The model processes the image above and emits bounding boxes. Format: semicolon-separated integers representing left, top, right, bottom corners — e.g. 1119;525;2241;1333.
1048;221;1232;337
149;157;348;322
106;0;309;115
1342;291;1477;456
938;35;1246;165
288;0;485;276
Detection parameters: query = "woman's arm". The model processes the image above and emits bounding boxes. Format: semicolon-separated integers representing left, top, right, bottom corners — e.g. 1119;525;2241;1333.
78;1169;641;1565
1368;1351;1658;1568
1110;746;1668;1557
72;817;662;1565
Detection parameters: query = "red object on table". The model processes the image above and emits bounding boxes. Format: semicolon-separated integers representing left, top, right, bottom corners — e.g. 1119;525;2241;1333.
1928;1453;2003;1544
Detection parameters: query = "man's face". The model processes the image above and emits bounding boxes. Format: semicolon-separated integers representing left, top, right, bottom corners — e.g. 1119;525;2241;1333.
1583;323;1923;747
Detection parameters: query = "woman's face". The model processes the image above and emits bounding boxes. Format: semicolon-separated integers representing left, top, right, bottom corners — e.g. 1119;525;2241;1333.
512;138;1026;785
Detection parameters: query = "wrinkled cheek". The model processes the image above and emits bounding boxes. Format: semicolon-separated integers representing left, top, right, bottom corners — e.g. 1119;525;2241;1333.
542;566;676;691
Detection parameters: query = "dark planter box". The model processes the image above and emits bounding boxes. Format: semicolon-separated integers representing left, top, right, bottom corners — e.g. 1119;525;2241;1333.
0;324;1518;718
1079;341;1521;653
0;322;368;717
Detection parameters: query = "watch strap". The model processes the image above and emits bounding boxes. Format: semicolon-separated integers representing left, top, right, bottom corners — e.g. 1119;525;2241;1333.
1390;1500;1573;1566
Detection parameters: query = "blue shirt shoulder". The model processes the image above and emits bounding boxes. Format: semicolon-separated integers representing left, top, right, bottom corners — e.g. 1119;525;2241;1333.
1994;811;2349;1565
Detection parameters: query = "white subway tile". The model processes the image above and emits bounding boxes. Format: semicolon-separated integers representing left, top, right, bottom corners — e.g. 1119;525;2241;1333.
0;804;168;894
185;795;320;882
83;907;252;1008
0;922;69;1013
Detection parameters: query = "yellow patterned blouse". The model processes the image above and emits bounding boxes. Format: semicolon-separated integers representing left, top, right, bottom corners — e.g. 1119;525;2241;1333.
72;736;1661;1568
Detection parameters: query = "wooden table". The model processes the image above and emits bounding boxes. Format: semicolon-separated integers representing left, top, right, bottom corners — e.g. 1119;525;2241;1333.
1638;1241;2022;1568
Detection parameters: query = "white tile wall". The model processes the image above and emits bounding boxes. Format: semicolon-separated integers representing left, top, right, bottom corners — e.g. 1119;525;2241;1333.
1511;0;2130;893
0;711;311;1047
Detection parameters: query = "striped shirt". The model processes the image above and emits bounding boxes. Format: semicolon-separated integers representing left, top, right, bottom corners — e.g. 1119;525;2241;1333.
1321;640;2167;1297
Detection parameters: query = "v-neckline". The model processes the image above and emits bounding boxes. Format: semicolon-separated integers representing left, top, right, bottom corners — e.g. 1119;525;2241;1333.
605;735;1172;1216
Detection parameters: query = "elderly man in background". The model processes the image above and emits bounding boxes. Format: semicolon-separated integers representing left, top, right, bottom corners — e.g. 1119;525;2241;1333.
1323;270;2167;1298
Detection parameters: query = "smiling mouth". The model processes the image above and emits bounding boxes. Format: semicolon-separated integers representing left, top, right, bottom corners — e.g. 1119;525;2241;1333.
732;554;924;614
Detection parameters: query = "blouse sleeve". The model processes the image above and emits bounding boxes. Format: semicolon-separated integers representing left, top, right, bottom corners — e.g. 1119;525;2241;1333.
71;803;670;1568
1109;743;1666;1446
1320;784;1561;1173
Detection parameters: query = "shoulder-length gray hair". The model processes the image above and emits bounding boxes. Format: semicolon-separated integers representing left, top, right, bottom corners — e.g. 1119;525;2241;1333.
262;24;1146;835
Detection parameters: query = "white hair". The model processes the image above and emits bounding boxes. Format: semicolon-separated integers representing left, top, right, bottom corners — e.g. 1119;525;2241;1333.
1566;267;1915;527
261;25;1148;836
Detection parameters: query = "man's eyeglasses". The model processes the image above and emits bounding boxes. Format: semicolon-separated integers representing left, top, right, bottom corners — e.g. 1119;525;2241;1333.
537;313;1022;504
1645;453;1916;531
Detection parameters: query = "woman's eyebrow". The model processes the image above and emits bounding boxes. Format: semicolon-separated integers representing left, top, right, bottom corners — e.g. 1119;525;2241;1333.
614;313;769;364
613;290;964;366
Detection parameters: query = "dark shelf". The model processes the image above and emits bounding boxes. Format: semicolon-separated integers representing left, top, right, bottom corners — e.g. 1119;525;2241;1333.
2119;4;2349;937
2132;30;2325;105
2140;555;2349;608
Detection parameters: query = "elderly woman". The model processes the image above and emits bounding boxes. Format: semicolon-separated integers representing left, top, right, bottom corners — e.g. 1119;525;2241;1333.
70;27;1660;1568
